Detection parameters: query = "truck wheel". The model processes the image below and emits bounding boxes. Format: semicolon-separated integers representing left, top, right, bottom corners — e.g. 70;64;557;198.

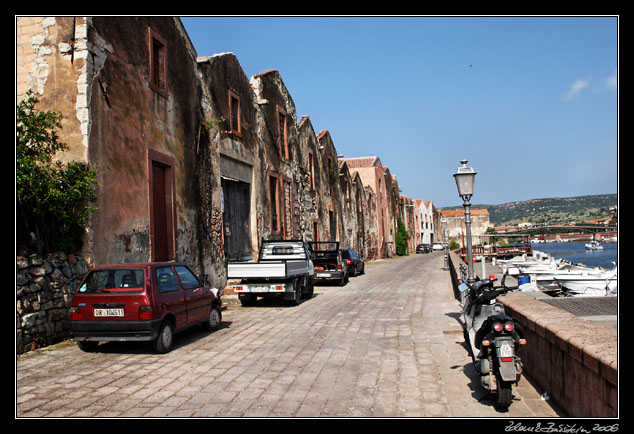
288;279;302;306
302;277;314;299
240;294;256;306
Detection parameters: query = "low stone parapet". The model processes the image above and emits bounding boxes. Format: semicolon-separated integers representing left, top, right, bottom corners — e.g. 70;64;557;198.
446;251;617;417
501;292;617;418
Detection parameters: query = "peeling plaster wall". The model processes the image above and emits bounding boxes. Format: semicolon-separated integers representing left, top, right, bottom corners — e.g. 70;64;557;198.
84;17;206;277
18;16;411;292
17;17;88;163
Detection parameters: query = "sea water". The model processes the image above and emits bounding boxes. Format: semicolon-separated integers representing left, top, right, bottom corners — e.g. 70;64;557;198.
531;241;618;270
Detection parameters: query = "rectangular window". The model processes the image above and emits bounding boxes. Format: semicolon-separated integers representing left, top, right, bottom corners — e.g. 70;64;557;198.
229;90;241;136
156;266;180;293
148;28;167;97
269;175;279;233
174;265;201;290
308;152;315;190
277;107;288;159
282;178;292;238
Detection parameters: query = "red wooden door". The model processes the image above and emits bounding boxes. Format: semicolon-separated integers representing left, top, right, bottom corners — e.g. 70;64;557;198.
152;162;169;262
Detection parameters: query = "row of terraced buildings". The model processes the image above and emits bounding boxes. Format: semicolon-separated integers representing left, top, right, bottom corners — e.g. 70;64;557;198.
17;16;441;289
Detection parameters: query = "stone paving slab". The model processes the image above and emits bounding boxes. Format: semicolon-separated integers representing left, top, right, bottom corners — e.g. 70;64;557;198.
16;252;563;418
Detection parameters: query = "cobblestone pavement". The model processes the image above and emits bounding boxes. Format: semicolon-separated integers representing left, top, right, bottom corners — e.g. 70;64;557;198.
16;252;563;418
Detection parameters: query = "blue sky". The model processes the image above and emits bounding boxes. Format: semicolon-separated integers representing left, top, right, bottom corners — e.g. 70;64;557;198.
181;16;618;208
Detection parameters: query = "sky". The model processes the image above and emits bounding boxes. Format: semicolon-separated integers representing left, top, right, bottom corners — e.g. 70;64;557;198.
180;16;618;208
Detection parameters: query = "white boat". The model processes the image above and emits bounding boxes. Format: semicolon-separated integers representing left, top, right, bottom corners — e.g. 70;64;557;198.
553;267;617;297
585;240;603;250
497;251;561;274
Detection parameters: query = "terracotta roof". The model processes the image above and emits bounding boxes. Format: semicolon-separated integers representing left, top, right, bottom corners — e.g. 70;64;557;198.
339;156;380;168
254;68;277;77
441;209;489;217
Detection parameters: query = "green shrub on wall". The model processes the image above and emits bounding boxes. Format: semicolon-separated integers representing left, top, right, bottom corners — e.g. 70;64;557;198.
16;91;98;254
395;217;409;256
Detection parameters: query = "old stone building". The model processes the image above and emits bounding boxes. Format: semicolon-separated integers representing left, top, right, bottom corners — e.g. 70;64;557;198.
440;208;491;247
341;156;394;258
17;17;212;275
17;16;425;291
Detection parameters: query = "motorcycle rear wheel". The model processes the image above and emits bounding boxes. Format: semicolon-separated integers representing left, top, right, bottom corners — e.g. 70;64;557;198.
495;375;513;410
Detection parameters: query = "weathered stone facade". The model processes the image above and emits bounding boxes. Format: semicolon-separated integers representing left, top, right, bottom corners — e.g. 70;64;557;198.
440;208;491;247
17;16;428;296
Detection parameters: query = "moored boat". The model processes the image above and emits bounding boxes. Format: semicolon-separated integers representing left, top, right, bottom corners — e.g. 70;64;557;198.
553;267;617;296
585;240;604;250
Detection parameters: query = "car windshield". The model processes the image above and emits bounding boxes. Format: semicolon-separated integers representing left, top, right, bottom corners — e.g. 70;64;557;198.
77;269;145;294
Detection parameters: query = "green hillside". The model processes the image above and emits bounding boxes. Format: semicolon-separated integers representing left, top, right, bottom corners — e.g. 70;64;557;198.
443;194;618;226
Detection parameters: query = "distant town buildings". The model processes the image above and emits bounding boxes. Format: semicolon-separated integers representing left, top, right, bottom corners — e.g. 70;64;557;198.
440;209;491;247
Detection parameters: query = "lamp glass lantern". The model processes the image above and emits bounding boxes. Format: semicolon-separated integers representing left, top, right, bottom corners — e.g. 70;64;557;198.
453;159;477;199
453;159;477;284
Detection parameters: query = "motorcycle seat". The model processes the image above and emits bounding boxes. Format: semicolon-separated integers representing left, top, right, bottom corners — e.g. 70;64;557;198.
470;279;494;292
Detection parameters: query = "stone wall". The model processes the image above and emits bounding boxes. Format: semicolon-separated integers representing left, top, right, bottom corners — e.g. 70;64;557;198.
16;252;89;354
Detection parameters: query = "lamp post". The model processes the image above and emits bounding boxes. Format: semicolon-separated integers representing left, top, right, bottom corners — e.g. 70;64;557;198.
453;159;477;284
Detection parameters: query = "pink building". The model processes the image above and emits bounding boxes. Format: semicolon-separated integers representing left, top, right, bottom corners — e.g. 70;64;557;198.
341;156;392;258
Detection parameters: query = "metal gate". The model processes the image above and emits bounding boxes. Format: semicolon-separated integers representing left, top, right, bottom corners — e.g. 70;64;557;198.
221;178;251;261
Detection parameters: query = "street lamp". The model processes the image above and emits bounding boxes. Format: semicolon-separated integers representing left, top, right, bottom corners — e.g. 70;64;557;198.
453;159;477;284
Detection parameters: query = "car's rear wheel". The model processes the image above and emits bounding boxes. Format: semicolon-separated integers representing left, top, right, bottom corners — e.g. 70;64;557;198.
77;340;99;352
203;305;222;331
153;320;174;353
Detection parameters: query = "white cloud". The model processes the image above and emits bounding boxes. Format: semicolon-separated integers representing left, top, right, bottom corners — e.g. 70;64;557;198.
605;69;617;90
562;78;590;102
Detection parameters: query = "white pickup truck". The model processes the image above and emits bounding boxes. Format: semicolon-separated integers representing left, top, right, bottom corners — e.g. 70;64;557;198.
227;240;315;306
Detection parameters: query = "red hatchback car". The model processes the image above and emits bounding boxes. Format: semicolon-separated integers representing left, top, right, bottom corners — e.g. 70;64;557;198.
70;262;221;353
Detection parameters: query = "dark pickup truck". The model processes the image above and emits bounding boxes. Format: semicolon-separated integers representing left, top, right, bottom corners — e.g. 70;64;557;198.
308;241;348;286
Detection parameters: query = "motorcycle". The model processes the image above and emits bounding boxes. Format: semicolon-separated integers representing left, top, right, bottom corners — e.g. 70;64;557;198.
459;273;526;410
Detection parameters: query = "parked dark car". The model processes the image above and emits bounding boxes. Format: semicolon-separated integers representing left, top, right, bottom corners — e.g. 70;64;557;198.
416;244;431;254
341;248;365;276
308;241;349;286
70;262;222;353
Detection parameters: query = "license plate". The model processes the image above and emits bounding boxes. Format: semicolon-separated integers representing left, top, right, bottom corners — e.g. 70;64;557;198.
94;308;124;317
249;286;269;293
499;344;514;358
316;273;329;277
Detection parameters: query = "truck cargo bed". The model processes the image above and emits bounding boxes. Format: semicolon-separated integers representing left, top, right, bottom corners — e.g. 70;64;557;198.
227;260;311;279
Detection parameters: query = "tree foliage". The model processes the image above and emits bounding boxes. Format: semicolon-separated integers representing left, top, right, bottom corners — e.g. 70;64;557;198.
17;91;98;254
395;217;409;256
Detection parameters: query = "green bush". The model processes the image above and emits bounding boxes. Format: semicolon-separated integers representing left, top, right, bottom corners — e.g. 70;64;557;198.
17;91;97;254
395;217;409;256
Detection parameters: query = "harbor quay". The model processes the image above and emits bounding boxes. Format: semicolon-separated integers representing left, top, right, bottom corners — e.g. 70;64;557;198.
17;252;564;419
447;252;618;418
